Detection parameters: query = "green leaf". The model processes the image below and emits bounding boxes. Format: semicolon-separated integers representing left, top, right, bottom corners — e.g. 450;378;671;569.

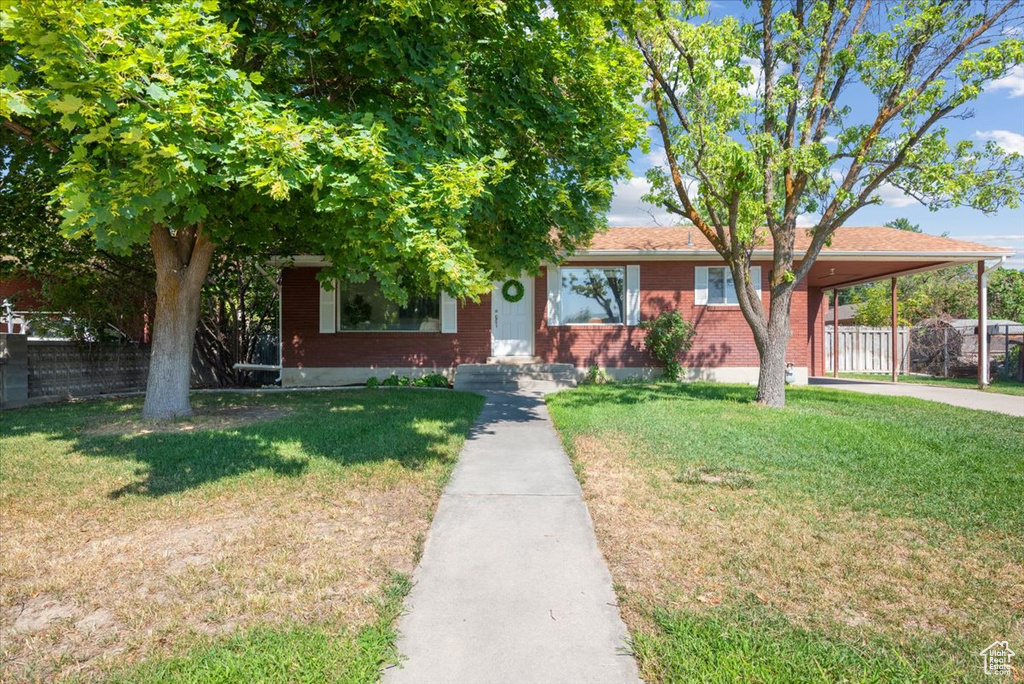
146;83;169;101
53;94;85;114
3;93;34;116
0;64;20;85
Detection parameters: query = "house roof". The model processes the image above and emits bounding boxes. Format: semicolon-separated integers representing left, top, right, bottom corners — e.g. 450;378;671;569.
945;319;1024;334
826;303;859;323
578;226;1014;259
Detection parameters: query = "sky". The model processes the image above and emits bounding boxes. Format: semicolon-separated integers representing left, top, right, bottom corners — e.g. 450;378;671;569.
607;5;1024;269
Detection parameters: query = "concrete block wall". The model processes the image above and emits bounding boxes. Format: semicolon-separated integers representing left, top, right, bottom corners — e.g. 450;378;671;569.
1;334;29;409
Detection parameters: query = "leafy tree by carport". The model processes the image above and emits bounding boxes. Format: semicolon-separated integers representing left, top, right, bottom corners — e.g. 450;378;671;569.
633;0;1024;406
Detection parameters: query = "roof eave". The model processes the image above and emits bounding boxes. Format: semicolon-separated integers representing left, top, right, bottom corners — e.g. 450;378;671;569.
568;249;1014;261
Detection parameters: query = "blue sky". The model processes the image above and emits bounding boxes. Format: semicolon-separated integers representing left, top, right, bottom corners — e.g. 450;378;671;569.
607;7;1024;269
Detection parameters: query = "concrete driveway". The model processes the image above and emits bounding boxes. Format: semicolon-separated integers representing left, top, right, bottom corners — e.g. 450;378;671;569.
810;377;1024;417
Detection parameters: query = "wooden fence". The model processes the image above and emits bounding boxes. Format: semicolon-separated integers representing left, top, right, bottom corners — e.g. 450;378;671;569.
825;325;910;374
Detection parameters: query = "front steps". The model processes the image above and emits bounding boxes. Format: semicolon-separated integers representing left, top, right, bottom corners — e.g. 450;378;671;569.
454;363;577;393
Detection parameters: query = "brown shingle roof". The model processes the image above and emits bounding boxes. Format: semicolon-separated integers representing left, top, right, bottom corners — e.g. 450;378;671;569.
581;226;1013;256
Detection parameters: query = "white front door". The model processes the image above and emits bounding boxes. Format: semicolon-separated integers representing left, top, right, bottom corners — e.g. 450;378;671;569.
491;275;534;357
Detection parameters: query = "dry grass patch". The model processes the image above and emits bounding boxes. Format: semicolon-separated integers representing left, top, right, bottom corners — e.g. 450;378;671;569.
574;433;1023;643
548;384;1024;680
83;404;291;437
0;390;483;681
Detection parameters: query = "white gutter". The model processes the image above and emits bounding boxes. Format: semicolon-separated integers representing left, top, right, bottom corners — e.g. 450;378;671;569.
979;255;1007;387
567;249;1014;260
276;249;1013;266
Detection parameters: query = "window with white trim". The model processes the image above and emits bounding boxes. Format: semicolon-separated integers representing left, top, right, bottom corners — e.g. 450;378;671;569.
707;266;738;305
695;265;761;306
560;267;625;324
336;279;440;331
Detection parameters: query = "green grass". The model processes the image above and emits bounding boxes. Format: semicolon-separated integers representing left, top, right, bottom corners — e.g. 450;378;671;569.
1;389;484;500
632;604;960;683
839;372;1024;396
547;383;1024;683
1;389;485;682
549;382;1023;535
108;574;412;684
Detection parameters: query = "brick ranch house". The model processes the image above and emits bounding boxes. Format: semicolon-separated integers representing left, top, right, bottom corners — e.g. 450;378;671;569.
277;226;1014;387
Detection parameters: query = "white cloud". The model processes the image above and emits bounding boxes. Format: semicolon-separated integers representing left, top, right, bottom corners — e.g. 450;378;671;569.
739;56;762;98
646;145;669;168
1002;26;1022;36
948;233;1024;270
874;183;918;208
975;129;1024;155
821;135;839;145
987;64;1024;98
796;213;819;228
606;177;679;226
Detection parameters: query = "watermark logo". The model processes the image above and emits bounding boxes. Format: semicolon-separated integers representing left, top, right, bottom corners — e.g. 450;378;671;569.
980;641;1015;676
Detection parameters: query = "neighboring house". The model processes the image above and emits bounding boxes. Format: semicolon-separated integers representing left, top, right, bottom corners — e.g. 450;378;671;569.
0;276;44;335
826;302;859;325
277;226;1014;387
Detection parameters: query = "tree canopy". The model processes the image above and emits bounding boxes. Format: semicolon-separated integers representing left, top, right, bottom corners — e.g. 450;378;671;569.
2;0;644;302
2;0;644;417
634;0;1024;404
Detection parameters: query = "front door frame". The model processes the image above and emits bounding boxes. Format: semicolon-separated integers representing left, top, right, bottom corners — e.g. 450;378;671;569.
491;274;535;357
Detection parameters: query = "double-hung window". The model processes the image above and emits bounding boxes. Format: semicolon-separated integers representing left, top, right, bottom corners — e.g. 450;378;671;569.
695;266;761;306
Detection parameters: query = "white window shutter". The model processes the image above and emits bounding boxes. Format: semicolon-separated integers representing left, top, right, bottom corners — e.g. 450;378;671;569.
750;266;762;299
318;278;337;333
694;267;709;306
440;292;458;333
625;265;640;325
546;266;561;326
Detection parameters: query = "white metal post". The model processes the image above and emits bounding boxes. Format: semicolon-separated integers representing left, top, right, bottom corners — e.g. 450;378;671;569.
978;256;1007;388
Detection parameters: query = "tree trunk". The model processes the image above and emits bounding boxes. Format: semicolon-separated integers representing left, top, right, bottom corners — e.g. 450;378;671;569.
142;224;215;420
753;287;794;407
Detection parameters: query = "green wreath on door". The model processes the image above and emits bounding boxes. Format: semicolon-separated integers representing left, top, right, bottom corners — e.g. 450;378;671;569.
501;279;525;303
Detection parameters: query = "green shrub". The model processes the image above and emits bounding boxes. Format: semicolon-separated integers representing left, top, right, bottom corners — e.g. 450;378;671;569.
639;309;696;381
582;365;610;385
412;373;451;388
365;376;380;388
381;374;411;387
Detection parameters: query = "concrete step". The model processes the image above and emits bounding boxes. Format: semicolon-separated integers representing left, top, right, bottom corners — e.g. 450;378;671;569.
453;363;578;393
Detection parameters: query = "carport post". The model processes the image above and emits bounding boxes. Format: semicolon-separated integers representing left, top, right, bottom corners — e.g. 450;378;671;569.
978;260;988;389
891;278;898;383
978;256;1007;389
832;289;839;378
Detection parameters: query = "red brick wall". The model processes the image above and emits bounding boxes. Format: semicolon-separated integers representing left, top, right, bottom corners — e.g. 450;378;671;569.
282;267;491;369
0;277;43;309
535;263;809;368
807;287;828;376
282;263;813;369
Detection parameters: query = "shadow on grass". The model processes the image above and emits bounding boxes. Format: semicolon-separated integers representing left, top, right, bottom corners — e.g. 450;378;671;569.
552;381;758;409
0;390;485;499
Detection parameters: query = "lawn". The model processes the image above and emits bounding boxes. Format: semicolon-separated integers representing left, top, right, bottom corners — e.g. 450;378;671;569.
839;372;1024;396
0;389;484;682
547;383;1024;683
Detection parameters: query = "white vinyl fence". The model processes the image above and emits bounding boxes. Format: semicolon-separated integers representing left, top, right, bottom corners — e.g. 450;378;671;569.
825;325;910;374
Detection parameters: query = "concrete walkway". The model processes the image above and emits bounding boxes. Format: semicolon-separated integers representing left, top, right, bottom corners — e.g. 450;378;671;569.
384;392;640;684
810;377;1024;417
